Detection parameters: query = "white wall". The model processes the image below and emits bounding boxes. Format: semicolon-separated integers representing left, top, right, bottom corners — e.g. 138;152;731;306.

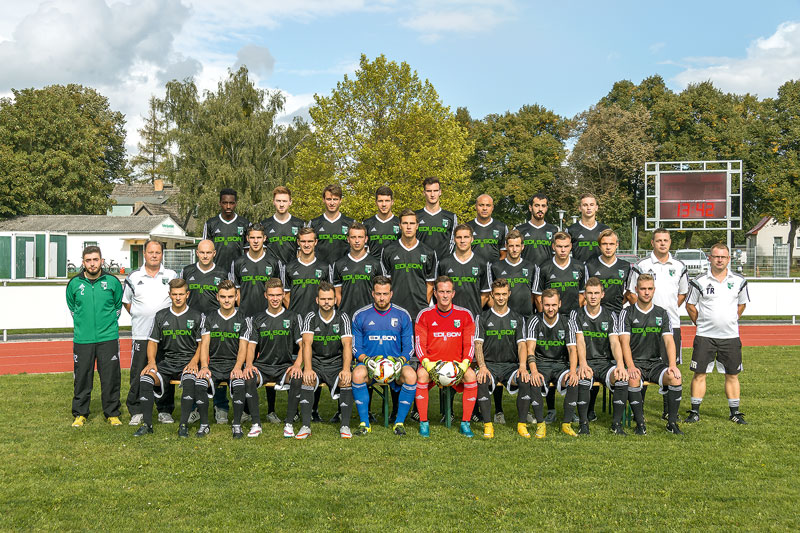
66;233;149;270
753;219;800;258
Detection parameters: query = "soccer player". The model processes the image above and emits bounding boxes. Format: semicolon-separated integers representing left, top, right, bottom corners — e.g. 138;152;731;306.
526;289;580;438
572;277;629;435
684;243;749;425
195;280;249;438
363;186;400;260
181;239;230;316
535;231;585;315
474;279;530;438
67;245;123;427
231;223;280;318
333;222;384;317
262;186;305;265
416;177;457;259
414;276;478;438
350;276;416;435
516;192;558;267
566;193;610;263
295;282;354;439
133;279;204;437
309;184;354;265
202;188;250;273
123;239;177;425
467;194;508;265
238;278;305;438
437;224;490;317
381;209;437;321
618;274;684;436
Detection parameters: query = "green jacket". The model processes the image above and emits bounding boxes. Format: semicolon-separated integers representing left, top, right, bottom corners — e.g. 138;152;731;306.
66;271;123;344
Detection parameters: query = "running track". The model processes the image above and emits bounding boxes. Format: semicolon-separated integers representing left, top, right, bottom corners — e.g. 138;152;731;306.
1;325;799;376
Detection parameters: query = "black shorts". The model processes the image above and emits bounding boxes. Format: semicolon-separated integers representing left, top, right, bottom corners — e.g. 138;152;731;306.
156;358;191;377
659;327;682;364
690;336;742;375
209;360;236;382
587;360;618;387
485;362;518;392
536;361;570;395
635;360;668;388
312;359;342;387
153;370;188;398
253;363;293;387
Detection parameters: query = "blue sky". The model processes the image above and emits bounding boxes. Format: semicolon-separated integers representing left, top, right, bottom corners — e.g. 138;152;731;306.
1;0;799;150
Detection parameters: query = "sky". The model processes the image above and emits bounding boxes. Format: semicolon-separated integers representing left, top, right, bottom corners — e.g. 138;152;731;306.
1;0;800;154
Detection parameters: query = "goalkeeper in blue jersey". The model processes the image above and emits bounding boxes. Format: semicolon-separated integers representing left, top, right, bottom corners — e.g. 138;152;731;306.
350;275;417;436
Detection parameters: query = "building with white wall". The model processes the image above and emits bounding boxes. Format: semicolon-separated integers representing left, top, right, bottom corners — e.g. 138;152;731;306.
746;216;800;259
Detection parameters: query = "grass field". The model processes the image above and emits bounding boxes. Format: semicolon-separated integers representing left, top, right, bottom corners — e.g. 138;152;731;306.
2;347;799;532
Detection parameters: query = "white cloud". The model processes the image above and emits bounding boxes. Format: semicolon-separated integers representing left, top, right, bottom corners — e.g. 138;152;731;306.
649;42;665;54
399;0;515;42
673;21;800;97
233;45;275;78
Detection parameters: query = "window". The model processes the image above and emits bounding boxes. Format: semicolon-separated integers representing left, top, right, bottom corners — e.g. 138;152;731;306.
774;236;783;245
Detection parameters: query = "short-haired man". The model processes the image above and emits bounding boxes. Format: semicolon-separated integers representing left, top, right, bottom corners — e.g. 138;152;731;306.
381;209;437;321
685;243;749;425
618;274;684;436
67;246;124;427
467;194;508;265
333;222;384;317
195;280;249;438
414;276;478;438
572;277;629;435
535;231;585;315
416;177;457;259
239;278;305;438
474;279;530;439
202;188;250;274
123;239;177;425
363;186;400;260
350;276;416;435
133;279;205;437
491;230;539;319
309;184;354;265
295;282;354;439
262;186;305;265
516;192;558;267
181;239;229;316
566;193;610;263
437;224;490;317
526;289;580;438
230;223;280;318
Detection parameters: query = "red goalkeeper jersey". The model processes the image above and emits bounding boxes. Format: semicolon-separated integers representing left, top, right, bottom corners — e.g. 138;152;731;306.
414;305;475;363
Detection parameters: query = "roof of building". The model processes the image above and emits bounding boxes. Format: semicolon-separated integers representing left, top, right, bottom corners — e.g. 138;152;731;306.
0;215;179;234
746;215;772;236
111;182;177;205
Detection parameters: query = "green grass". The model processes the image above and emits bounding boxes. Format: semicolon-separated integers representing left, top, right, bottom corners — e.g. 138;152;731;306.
1;347;798;531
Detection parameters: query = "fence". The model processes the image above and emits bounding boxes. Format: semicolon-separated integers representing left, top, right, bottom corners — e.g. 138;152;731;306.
163;249;195;274
735;244;790;278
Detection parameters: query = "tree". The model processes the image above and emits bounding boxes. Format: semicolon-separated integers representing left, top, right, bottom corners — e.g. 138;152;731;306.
130;96;171;183
0;84;128;218
290;54;473;221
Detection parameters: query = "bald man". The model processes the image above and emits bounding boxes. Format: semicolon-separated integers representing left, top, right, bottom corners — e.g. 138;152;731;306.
180;240;231;316
467;194;508;266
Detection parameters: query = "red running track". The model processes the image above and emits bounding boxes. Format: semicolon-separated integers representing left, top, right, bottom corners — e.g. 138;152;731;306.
0;325;799;376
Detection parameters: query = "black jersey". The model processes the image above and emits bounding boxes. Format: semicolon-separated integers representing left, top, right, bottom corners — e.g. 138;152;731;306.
363;214;400;260
332;253;384;317
415;207;457;259
230;252;280;317
262;214;305;265
468;218;508;265
381;240;437;320
202;309;245;366
475;308;526;365
283;257;332;317
309;213;355;265
149;307;204;367
566;220;610;263
618;303;672;364
527;313;577;364
202;214;250;272
180;263;229;315
515;221;558;266
302;310;352;366
245;308;303;367
571;306;618;364
438;253;490;316
584;256;631;313
490;258;539;317
536;258;585;315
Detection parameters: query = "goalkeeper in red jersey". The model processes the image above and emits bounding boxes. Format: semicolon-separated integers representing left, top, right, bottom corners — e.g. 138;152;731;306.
414;275;478;438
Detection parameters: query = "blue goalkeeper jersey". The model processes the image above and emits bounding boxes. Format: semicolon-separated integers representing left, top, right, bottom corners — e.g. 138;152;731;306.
351;304;414;362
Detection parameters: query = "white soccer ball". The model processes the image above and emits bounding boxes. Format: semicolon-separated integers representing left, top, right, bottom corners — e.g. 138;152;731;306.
373;358;396;384
436;361;459;387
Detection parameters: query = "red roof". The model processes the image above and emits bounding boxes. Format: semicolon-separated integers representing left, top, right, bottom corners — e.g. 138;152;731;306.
746;216;771;236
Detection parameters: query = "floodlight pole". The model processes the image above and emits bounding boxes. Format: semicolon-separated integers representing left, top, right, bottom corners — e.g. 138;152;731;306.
557;209;565;231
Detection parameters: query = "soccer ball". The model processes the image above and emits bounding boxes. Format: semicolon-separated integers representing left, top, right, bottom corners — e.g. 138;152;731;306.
372;358;396;384
436;361;460;387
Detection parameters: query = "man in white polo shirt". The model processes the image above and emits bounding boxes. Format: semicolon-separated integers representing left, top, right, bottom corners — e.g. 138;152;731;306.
627;228;689;419
123;240;178;425
684;243;749;425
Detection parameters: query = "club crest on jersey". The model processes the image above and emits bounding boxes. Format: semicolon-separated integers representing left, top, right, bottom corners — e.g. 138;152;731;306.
364;264;373;274
510;319;517;329
391;317;399;327
162;278;169;285
332;324;340;333
572;271;579;280
454;319;461;328
618;269;625;278
186;319;195;329
655;317;662;326
101;281;107;290
442;219;449;228
546;231;553;239
265;266;273;275
315;269;323;278
669;269;676;277
237;227;244;235
393;225;400;234
341;225;348;234
283;319;290;328
214;277;221;285
492;229;499;238
292;226;298;235
420;254;428;263
558;330;565;339
472;267;479;275
727;282;734;289
233;322;241;332
601;321;609;331
522;268;529;277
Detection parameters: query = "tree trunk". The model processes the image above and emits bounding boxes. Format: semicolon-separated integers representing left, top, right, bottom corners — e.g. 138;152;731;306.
788;219;798;268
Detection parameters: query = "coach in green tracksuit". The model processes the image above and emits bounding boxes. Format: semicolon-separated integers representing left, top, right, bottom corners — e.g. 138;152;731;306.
66;246;124;427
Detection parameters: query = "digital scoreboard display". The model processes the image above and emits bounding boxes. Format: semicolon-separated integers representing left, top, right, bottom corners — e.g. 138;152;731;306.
659;172;727;219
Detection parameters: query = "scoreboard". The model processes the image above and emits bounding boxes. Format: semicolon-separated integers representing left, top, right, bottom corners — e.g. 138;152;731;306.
659;172;727;219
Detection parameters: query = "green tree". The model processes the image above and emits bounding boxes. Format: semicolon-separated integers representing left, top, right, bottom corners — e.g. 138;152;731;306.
290;54;473;221
0;84;128;218
130;96;171;184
